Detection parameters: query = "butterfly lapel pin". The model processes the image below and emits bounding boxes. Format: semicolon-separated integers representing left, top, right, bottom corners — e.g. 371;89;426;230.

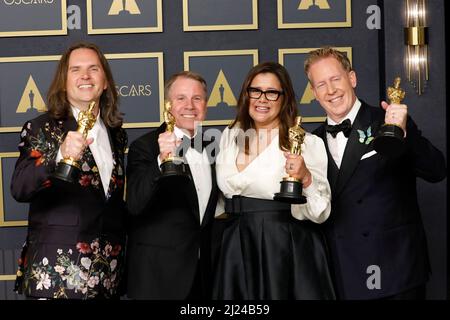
357;126;374;145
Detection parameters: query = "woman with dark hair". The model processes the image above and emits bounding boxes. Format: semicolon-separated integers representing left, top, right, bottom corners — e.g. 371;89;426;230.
11;42;127;299
212;62;335;299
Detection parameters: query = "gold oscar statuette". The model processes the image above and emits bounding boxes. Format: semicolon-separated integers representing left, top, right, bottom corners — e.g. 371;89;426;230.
52;101;97;183
373;76;406;157
274;116;307;204
159;101;189;178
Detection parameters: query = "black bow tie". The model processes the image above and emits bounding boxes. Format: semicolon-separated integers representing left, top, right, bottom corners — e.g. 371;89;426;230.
179;135;215;155
326;119;352;138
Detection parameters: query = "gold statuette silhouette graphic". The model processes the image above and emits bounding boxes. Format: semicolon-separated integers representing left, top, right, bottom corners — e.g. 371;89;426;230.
298;0;330;10
207;69;237;107
16;75;47;113
108;0;141;15
274;116;307;204
373;76;406;157
52;101;97;183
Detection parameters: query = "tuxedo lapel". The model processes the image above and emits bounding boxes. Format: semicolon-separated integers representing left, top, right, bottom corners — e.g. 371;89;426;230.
102;128;115;197
204;135;217;164
104;127;126;199
184;164;201;224
184;158;217;227
183;132;217;225
201;134;218;227
63;116;78;133
201;163;217;228
317;123;339;194
328;153;339;195
334;103;375;197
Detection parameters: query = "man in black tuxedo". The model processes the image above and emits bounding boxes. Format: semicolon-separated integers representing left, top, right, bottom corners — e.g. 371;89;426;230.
305;47;446;299
125;71;218;300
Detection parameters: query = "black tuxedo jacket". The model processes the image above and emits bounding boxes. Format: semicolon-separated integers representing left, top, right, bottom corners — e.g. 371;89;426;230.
11;112;128;299
125;124;219;299
313;102;446;299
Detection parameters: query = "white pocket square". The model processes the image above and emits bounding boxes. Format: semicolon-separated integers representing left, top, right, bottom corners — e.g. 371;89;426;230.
361;150;377;160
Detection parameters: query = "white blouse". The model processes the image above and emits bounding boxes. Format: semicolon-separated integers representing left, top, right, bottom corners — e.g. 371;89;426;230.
215;126;331;224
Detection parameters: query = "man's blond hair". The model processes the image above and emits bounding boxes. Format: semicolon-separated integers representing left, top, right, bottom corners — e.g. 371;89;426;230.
304;46;353;77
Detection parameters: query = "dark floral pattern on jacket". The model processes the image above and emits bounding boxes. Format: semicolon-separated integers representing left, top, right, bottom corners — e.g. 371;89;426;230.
20;239;123;299
78;152;103;190
106;127;127;198
77;134;125;198
20;121;65;167
19;120;126;196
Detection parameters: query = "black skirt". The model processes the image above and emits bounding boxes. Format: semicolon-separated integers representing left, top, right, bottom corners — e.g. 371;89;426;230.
212;196;336;300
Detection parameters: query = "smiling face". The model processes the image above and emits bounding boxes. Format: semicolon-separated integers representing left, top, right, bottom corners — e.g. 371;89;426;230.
248;72;283;130
307;56;357;123
168;76;207;136
66;48;107;112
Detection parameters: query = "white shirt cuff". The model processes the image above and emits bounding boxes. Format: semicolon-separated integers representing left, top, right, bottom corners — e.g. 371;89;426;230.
157;155;162;172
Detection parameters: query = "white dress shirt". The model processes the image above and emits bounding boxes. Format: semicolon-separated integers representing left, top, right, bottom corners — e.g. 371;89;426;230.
215;126;331;224
326;99;362;168
57;107;113;195
157;126;212;224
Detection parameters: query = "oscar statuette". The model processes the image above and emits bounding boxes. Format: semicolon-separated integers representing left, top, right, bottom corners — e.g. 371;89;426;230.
274;116;307;204
52;101;96;183
159;101;189;179
373;76;406;157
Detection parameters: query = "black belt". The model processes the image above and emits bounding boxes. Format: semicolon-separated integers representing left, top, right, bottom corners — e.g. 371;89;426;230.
224;195;291;215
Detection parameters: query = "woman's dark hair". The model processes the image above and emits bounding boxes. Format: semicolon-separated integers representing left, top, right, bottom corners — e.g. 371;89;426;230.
231;61;298;153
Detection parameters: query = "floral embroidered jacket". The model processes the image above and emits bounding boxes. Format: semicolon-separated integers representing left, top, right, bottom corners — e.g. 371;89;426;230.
11;113;128;299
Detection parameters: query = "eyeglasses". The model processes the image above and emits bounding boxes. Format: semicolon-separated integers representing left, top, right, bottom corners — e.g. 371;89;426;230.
247;87;284;101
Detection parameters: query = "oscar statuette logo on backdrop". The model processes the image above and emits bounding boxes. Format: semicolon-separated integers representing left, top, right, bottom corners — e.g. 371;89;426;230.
108;0;141;15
